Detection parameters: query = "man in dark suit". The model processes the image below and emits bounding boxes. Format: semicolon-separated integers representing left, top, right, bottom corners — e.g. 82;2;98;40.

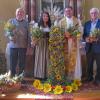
83;8;100;85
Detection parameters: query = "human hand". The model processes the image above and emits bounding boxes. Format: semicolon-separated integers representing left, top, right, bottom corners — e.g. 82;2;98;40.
65;32;71;38
9;36;16;43
85;37;90;43
13;28;17;33
31;37;39;46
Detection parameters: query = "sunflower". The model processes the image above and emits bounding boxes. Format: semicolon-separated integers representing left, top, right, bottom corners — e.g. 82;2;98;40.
33;79;41;89
53;85;63;94
50;26;61;34
52;27;59;33
55;74;61;81
37;83;43;90
43;83;52;93
71;83;78;91
73;79;82;87
65;85;73;93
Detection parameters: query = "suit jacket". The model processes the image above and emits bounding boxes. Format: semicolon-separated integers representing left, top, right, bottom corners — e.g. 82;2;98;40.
83;19;100;53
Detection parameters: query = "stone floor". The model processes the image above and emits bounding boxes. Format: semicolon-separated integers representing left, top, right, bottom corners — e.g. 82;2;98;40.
0;88;100;100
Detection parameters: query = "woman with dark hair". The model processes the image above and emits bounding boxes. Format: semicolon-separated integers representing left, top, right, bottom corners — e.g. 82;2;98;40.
38;11;51;28
34;11;51;80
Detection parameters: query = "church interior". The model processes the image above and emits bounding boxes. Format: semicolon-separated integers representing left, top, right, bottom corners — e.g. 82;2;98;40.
0;0;100;100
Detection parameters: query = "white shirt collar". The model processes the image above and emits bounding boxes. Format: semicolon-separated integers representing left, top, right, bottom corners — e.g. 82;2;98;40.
66;17;73;29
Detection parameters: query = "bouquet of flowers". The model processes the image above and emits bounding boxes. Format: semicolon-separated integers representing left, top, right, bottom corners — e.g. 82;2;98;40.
31;27;43;38
89;28;100;42
0;72;23;93
4;21;16;37
30;27;43;45
66;24;80;37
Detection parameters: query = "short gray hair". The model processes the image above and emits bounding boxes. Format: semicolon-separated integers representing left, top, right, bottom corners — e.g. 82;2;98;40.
16;7;25;15
90;7;99;14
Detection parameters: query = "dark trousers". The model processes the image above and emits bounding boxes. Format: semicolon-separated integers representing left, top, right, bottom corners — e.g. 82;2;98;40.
10;48;27;76
86;51;100;82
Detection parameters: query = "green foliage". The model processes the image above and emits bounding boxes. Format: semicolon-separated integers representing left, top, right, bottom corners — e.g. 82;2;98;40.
90;28;100;37
30;27;43;39
4;21;16;37
67;24;80;36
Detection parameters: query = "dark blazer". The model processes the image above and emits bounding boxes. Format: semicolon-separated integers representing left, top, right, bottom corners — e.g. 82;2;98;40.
83;19;100;53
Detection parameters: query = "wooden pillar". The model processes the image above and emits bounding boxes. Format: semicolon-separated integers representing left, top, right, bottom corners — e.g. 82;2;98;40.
69;0;74;7
77;0;82;19
74;0;78;17
23;0;31;22
23;0;35;81
31;0;36;21
24;0;29;15
69;0;77;17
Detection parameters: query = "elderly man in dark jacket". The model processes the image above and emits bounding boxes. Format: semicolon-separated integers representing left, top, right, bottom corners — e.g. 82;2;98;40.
83;7;100;85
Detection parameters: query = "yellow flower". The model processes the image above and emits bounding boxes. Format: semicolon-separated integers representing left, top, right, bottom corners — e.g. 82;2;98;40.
65;85;73;93
71;83;78;91
50;26;61;34
53;62;57;66
50;56;54;60
31;27;43;38
33;79;41;89
73;79;82;86
53;85;63;94
56;74;61;80
77;33;81;37
4;22;15;31
49;39;53;43
38;83;43;90
43;83;52;93
53;28;59;33
54;68;59;74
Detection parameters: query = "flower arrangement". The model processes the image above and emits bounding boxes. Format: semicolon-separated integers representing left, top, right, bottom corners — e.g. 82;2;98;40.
29;26;82;95
30;27;43;39
30;27;43;45
32;79;82;94
50;26;60;34
49;26;64;43
66;24;81;37
89;28;100;42
4;21;16;37
0;72;23;93
48;26;66;85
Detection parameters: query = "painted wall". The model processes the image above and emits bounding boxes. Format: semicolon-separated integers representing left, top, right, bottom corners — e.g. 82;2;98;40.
0;0;20;53
84;0;100;21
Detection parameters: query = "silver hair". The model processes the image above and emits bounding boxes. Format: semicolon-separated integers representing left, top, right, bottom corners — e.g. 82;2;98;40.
16;7;25;15
90;7;99;14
